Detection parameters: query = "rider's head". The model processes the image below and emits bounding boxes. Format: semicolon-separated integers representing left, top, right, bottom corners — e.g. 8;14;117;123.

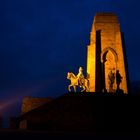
79;67;83;72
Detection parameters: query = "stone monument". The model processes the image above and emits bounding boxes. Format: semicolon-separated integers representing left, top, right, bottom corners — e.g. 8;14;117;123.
87;13;129;93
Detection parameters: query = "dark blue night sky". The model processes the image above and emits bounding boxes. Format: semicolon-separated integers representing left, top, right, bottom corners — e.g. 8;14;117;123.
0;0;140;125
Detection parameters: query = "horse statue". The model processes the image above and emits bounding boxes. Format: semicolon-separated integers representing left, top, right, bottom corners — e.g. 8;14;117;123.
67;72;89;92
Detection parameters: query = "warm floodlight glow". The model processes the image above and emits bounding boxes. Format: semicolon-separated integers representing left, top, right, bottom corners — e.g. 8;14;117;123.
87;13;128;94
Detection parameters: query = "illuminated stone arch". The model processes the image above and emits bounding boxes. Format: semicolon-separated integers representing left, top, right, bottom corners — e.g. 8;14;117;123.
101;47;118;63
101;47;118;92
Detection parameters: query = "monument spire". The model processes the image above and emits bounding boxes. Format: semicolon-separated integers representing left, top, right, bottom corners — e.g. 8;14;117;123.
87;13;129;94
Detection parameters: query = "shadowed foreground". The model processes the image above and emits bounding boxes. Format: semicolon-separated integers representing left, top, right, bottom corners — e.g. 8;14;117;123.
0;128;140;140
1;92;140;139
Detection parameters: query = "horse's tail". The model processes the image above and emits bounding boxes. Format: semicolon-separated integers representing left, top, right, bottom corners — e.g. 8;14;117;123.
85;78;90;92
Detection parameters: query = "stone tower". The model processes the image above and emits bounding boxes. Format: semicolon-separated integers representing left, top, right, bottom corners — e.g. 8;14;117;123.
87;13;128;94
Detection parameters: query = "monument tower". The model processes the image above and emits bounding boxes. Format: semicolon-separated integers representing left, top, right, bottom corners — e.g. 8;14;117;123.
87;13;128;94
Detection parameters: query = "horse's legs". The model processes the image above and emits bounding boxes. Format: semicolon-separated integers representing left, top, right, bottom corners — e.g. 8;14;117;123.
84;80;89;92
85;85;89;92
68;85;77;92
81;86;85;92
68;85;72;92
73;86;76;92
86;87;89;92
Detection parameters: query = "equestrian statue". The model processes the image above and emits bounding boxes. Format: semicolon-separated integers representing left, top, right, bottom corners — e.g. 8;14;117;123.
67;67;90;92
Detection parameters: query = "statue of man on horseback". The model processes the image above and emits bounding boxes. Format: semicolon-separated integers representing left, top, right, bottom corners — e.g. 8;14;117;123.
77;67;85;87
67;67;89;92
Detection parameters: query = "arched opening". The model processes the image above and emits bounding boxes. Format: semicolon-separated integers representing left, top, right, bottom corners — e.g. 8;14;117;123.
101;47;118;92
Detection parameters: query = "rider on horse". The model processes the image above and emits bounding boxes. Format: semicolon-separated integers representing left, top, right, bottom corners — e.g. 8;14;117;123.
77;67;85;87
67;67;89;92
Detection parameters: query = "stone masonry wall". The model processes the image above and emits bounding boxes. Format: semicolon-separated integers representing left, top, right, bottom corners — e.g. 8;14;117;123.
21;97;52;114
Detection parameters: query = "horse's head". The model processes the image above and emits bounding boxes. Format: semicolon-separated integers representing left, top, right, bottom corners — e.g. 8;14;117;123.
67;72;77;80
67;72;71;79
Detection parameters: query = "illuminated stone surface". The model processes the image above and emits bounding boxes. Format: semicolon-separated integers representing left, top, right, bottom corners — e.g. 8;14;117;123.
21;97;52;114
87;13;128;93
